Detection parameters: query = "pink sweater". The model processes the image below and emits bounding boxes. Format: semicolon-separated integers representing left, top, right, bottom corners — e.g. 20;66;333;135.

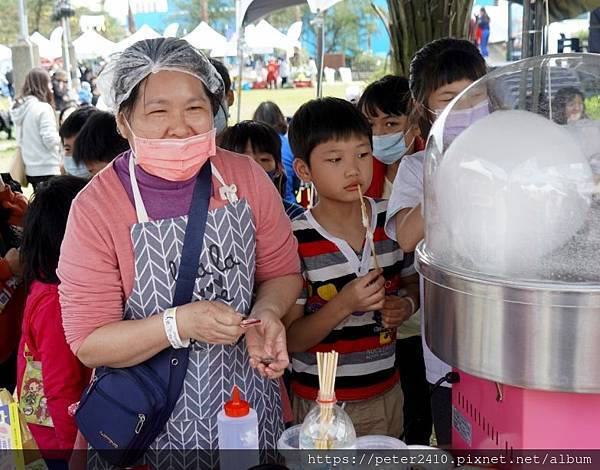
58;148;300;354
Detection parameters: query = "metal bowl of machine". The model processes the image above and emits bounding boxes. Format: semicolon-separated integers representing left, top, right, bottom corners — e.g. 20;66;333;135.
418;54;600;393
416;244;600;393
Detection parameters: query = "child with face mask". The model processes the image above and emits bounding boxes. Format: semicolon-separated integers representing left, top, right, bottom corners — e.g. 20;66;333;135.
358;75;423;199
384;38;488;447
284;97;420;437
59;105;96;178
219;120;304;221
360;75;432;444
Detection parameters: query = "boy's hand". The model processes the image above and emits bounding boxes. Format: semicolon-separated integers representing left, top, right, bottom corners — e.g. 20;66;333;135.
338;269;385;314
380;295;414;328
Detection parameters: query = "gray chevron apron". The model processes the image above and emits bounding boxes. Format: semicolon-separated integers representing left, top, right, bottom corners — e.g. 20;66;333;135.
89;157;282;470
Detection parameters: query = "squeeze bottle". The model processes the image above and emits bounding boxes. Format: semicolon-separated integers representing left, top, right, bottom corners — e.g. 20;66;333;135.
217;386;259;469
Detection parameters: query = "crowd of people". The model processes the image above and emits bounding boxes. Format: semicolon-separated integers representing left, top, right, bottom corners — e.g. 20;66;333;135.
0;34;591;470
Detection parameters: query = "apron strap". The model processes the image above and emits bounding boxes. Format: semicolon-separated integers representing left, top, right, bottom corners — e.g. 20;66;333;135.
129;157;238;224
128;154;150;224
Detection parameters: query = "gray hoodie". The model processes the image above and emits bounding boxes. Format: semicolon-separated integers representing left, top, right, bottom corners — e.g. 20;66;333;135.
10;96;61;177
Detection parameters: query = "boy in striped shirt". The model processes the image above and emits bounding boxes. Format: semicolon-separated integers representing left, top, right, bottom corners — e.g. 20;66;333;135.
284;97;420;437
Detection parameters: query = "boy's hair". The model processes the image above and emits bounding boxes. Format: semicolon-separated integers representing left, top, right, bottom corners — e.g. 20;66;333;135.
409;37;487;137
72;111;130;166
288;97;372;165
58;102;79;126
220;120;282;164
220;120;287;197
209;58;231;95
21;176;88;288
59;105;96;140
253;101;288;134
358;75;411;118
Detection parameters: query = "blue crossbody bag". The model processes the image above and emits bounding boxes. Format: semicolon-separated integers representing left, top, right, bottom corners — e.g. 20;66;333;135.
74;162;212;467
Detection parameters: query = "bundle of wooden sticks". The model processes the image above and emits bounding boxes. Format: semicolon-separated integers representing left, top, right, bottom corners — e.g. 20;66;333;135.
315;350;339;449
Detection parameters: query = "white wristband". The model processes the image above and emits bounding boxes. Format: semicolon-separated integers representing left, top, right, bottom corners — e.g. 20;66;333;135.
405;296;417;316
163;307;190;349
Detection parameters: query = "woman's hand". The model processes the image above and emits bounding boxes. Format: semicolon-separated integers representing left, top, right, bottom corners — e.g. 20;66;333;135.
245;310;289;379
177;300;245;345
5;248;21;277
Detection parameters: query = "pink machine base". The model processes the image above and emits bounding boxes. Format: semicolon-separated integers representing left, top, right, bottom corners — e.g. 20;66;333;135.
452;370;600;450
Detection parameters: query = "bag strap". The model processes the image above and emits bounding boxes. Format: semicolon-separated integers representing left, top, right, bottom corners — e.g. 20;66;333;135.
163;161;213;419
172;160;212;308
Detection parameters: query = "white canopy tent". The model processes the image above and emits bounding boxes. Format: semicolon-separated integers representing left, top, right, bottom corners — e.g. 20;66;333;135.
234;0;344;120
287;21;303;45
239;0;342;24
0;45;11;62
210;20;299;57
183;22;228;51
210;35;240;57
49;27;64;46
252;20;298;55
29;32;62;60
113;24;161;53
163;23;180;38
73;30;117;60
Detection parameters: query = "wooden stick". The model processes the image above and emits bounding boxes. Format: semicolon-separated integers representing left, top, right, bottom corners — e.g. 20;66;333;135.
316;350;340;449
357;185;380;270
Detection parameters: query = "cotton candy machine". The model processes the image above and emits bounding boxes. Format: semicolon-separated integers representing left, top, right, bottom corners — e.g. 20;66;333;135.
416;54;600;451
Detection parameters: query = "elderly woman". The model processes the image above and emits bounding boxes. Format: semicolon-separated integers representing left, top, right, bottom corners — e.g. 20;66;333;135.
57;38;302;467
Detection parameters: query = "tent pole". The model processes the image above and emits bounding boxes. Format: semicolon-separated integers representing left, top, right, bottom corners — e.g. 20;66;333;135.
62;17;73;91
507;1;513;61
316;10;325;98
236;30;244;123
236;0;244;123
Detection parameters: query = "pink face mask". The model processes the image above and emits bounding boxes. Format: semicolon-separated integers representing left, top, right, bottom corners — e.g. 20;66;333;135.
129;126;216;181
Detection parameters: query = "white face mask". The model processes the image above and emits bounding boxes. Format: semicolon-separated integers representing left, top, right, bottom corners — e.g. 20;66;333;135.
372;131;414;165
440;99;490;146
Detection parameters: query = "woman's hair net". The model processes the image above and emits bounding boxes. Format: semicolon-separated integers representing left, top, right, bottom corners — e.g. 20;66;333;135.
97;37;224;115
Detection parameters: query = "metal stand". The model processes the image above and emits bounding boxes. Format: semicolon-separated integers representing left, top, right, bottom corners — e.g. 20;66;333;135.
521;0;547;58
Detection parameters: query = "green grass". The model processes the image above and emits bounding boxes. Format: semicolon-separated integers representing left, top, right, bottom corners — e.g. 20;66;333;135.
585;95;600;120
234;83;352;122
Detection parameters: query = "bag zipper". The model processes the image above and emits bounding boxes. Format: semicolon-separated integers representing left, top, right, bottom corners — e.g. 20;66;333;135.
135;414;146;434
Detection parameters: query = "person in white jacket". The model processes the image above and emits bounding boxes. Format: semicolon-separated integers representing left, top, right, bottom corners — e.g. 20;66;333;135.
10;68;61;191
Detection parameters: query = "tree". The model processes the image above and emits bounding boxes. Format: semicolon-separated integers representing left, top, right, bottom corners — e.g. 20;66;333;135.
0;0;19;45
381;0;600;75
265;5;304;30
30;0;55;34
0;0;125;46
378;0;473;76
322;2;379;56
70;7;127;42
0;0;56;45
265;2;379;58
172;0;234;34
